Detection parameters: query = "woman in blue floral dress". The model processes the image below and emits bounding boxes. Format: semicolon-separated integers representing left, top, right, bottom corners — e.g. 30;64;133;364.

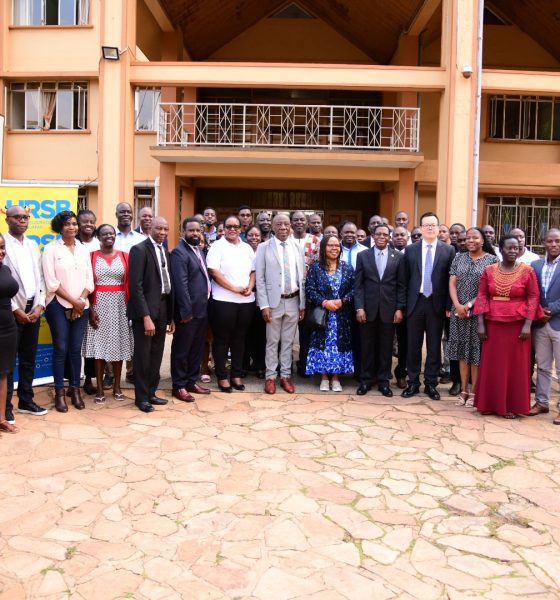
305;235;355;392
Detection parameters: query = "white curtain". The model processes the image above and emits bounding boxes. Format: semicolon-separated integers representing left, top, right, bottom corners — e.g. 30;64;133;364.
78;0;89;25
13;0;31;25
41;90;57;130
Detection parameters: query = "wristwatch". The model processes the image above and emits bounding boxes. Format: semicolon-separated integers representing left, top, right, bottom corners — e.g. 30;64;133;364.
466;301;473;309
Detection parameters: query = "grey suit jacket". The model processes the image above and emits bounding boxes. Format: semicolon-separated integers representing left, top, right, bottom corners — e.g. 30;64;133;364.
532;258;560;331
255;237;305;310
4;233;46;312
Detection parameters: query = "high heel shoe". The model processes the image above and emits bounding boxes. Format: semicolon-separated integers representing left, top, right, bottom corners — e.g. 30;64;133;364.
231;382;245;391
68;386;85;410
54;388;68;413
218;383;232;393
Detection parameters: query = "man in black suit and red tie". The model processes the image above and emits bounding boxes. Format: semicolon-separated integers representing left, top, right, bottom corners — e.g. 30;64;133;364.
169;217;212;402
128;216;175;412
354;224;407;397
402;212;455;400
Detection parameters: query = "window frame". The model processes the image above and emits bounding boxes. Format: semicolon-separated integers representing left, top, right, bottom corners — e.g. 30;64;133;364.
134;87;162;132
12;0;90;26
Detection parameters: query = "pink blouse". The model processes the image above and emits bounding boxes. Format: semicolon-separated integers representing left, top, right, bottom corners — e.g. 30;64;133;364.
42;239;94;308
474;263;544;322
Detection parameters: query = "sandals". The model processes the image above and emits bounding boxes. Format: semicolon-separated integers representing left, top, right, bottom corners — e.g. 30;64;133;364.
455;391;469;406
465;393;475;408
0;420;19;434
200;374;211;383
113;392;125;400
503;412;517;419
94;395;106;405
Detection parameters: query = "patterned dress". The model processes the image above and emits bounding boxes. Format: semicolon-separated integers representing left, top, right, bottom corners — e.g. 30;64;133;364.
306;267;354;375
447;252;498;365
82;253;133;362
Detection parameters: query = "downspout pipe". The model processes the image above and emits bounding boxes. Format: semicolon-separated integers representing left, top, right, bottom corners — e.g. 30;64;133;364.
471;0;484;226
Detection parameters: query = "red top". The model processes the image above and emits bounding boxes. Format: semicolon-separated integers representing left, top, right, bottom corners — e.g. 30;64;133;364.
474;263;543;322
90;250;129;305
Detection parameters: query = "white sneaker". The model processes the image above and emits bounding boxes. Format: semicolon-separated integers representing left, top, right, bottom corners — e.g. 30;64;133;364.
319;379;330;392
331;380;343;392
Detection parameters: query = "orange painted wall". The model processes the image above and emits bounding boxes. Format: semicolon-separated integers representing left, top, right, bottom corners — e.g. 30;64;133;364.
136;0;163;61
209;19;374;64
134;133;159;180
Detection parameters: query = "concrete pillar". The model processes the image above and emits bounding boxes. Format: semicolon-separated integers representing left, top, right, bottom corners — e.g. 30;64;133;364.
436;0;480;225
159;162;179;246
397;169;416;224
98;0;136;223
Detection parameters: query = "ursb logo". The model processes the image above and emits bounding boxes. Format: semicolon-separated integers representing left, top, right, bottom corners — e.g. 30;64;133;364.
4;198;72;218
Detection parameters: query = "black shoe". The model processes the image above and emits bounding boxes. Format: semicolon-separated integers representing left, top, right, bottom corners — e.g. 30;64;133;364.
83;380;96;395
424;384;440;400
256;370;266;379
356;384;371;396
530;380;536;393
378;385;393;398
231;383;245;391
401;383;420;398
449;382;461;396
439;372;452;384
5;407;15;425
125;374;134;384
17;401;48;416
218;384;233;393
149;395;168;405
136;401;154;413
103;374;114;389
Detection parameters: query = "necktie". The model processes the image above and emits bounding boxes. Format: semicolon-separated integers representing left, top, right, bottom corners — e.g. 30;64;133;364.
376;250;385;279
423;244;433;297
281;241;291;294
158;245;171;294
195;247;211;298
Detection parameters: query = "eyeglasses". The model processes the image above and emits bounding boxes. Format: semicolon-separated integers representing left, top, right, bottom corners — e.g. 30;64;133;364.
9;214;31;221
422;223;438;229
225;224;240;230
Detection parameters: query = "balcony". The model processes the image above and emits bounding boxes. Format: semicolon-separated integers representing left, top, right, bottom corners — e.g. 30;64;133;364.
157;102;419;152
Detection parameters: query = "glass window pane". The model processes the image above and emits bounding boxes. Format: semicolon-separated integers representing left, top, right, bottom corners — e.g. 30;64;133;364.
503;99;520;139
45;0;58;24
25;90;40;129
136;89;159;130
10;91;25;129
537;101;552;140
57;90;73;129
59;0;77;24
553;100;560;141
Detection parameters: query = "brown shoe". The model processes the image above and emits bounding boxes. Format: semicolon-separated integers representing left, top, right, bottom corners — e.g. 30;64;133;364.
172;387;195;402
528;404;549;416
396;377;407;390
185;383;211;395
553;412;560;425
264;379;276;394
68;386;85;410
54;388;68;413
280;377;295;394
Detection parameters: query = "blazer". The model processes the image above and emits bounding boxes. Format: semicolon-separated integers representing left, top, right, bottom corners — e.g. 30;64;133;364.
255;237;306;310
169;239;210;322
360;236;375;249
354;246;406;323
3;233;46;312
404;239;455;316
127;238;174;324
532;258;560;331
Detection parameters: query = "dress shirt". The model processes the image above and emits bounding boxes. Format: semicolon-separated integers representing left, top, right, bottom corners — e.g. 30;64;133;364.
517;248;540;265
542;255;560;298
150;237;171;294
341;241;366;269
206;236;256;304
375;247;387;279
204;226;218;244
114;228;144;252
5;232;36;300
275;237;298;294
42;239;94;308
420;239;437;294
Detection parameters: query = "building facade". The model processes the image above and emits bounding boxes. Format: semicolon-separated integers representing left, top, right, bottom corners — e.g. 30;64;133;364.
1;0;559;248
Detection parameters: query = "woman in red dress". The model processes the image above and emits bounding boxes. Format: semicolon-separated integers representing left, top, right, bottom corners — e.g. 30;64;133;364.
474;234;543;418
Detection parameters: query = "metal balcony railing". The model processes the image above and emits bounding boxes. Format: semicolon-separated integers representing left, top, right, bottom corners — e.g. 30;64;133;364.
157;102;420;152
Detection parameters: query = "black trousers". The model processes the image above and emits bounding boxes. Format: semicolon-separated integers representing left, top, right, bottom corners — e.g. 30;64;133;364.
394;319;407;379
210;299;254;380
243;305;266;372
297;315;311;374
170;316;208;388
132;298;168;404
350;302;362;377
443;316;460;384
6;303;40;411
406;295;445;386
359;318;394;386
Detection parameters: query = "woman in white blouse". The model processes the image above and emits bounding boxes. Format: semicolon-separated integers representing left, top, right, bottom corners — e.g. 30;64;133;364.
206;215;256;392
42;210;94;413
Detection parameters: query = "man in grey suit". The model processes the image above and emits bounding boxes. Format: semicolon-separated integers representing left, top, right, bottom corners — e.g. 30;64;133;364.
256;214;305;394
530;228;560;424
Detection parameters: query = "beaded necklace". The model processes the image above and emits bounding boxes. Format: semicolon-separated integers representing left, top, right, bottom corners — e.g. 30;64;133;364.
492;262;527;298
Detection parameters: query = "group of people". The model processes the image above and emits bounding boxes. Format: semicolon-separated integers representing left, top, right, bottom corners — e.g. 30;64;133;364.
0;201;558;436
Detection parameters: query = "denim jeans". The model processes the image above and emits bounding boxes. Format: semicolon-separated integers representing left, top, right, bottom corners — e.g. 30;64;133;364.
45;298;88;388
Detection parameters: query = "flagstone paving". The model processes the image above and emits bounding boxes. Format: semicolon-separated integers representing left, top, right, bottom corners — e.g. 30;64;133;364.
1;386;559;599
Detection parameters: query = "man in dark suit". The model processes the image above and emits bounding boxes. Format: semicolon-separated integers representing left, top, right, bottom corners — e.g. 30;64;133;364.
360;214;382;248
402;212;455;400
169;217;211;402
128;216;175;412
355;224;406;397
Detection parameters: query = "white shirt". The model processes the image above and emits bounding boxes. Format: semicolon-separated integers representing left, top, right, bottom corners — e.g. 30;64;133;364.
114;228;144;253
517;248;540;264
275;237;298;294
420;239;437;294
150;237;171;294
79;237;100;252
206;236;256;303
341;241;366;269
5;232;36;300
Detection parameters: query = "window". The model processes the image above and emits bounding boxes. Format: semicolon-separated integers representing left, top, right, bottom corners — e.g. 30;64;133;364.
135;88;161;131
8;81;87;131
77;187;88;212
489;95;560;141
486;196;560;254
134;187;154;223
13;0;89;25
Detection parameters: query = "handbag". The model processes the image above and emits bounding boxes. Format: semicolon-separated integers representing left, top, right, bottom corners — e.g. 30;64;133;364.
306;305;327;331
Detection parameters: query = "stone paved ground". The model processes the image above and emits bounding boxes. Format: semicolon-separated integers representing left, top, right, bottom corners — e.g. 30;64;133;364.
1;384;560;599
